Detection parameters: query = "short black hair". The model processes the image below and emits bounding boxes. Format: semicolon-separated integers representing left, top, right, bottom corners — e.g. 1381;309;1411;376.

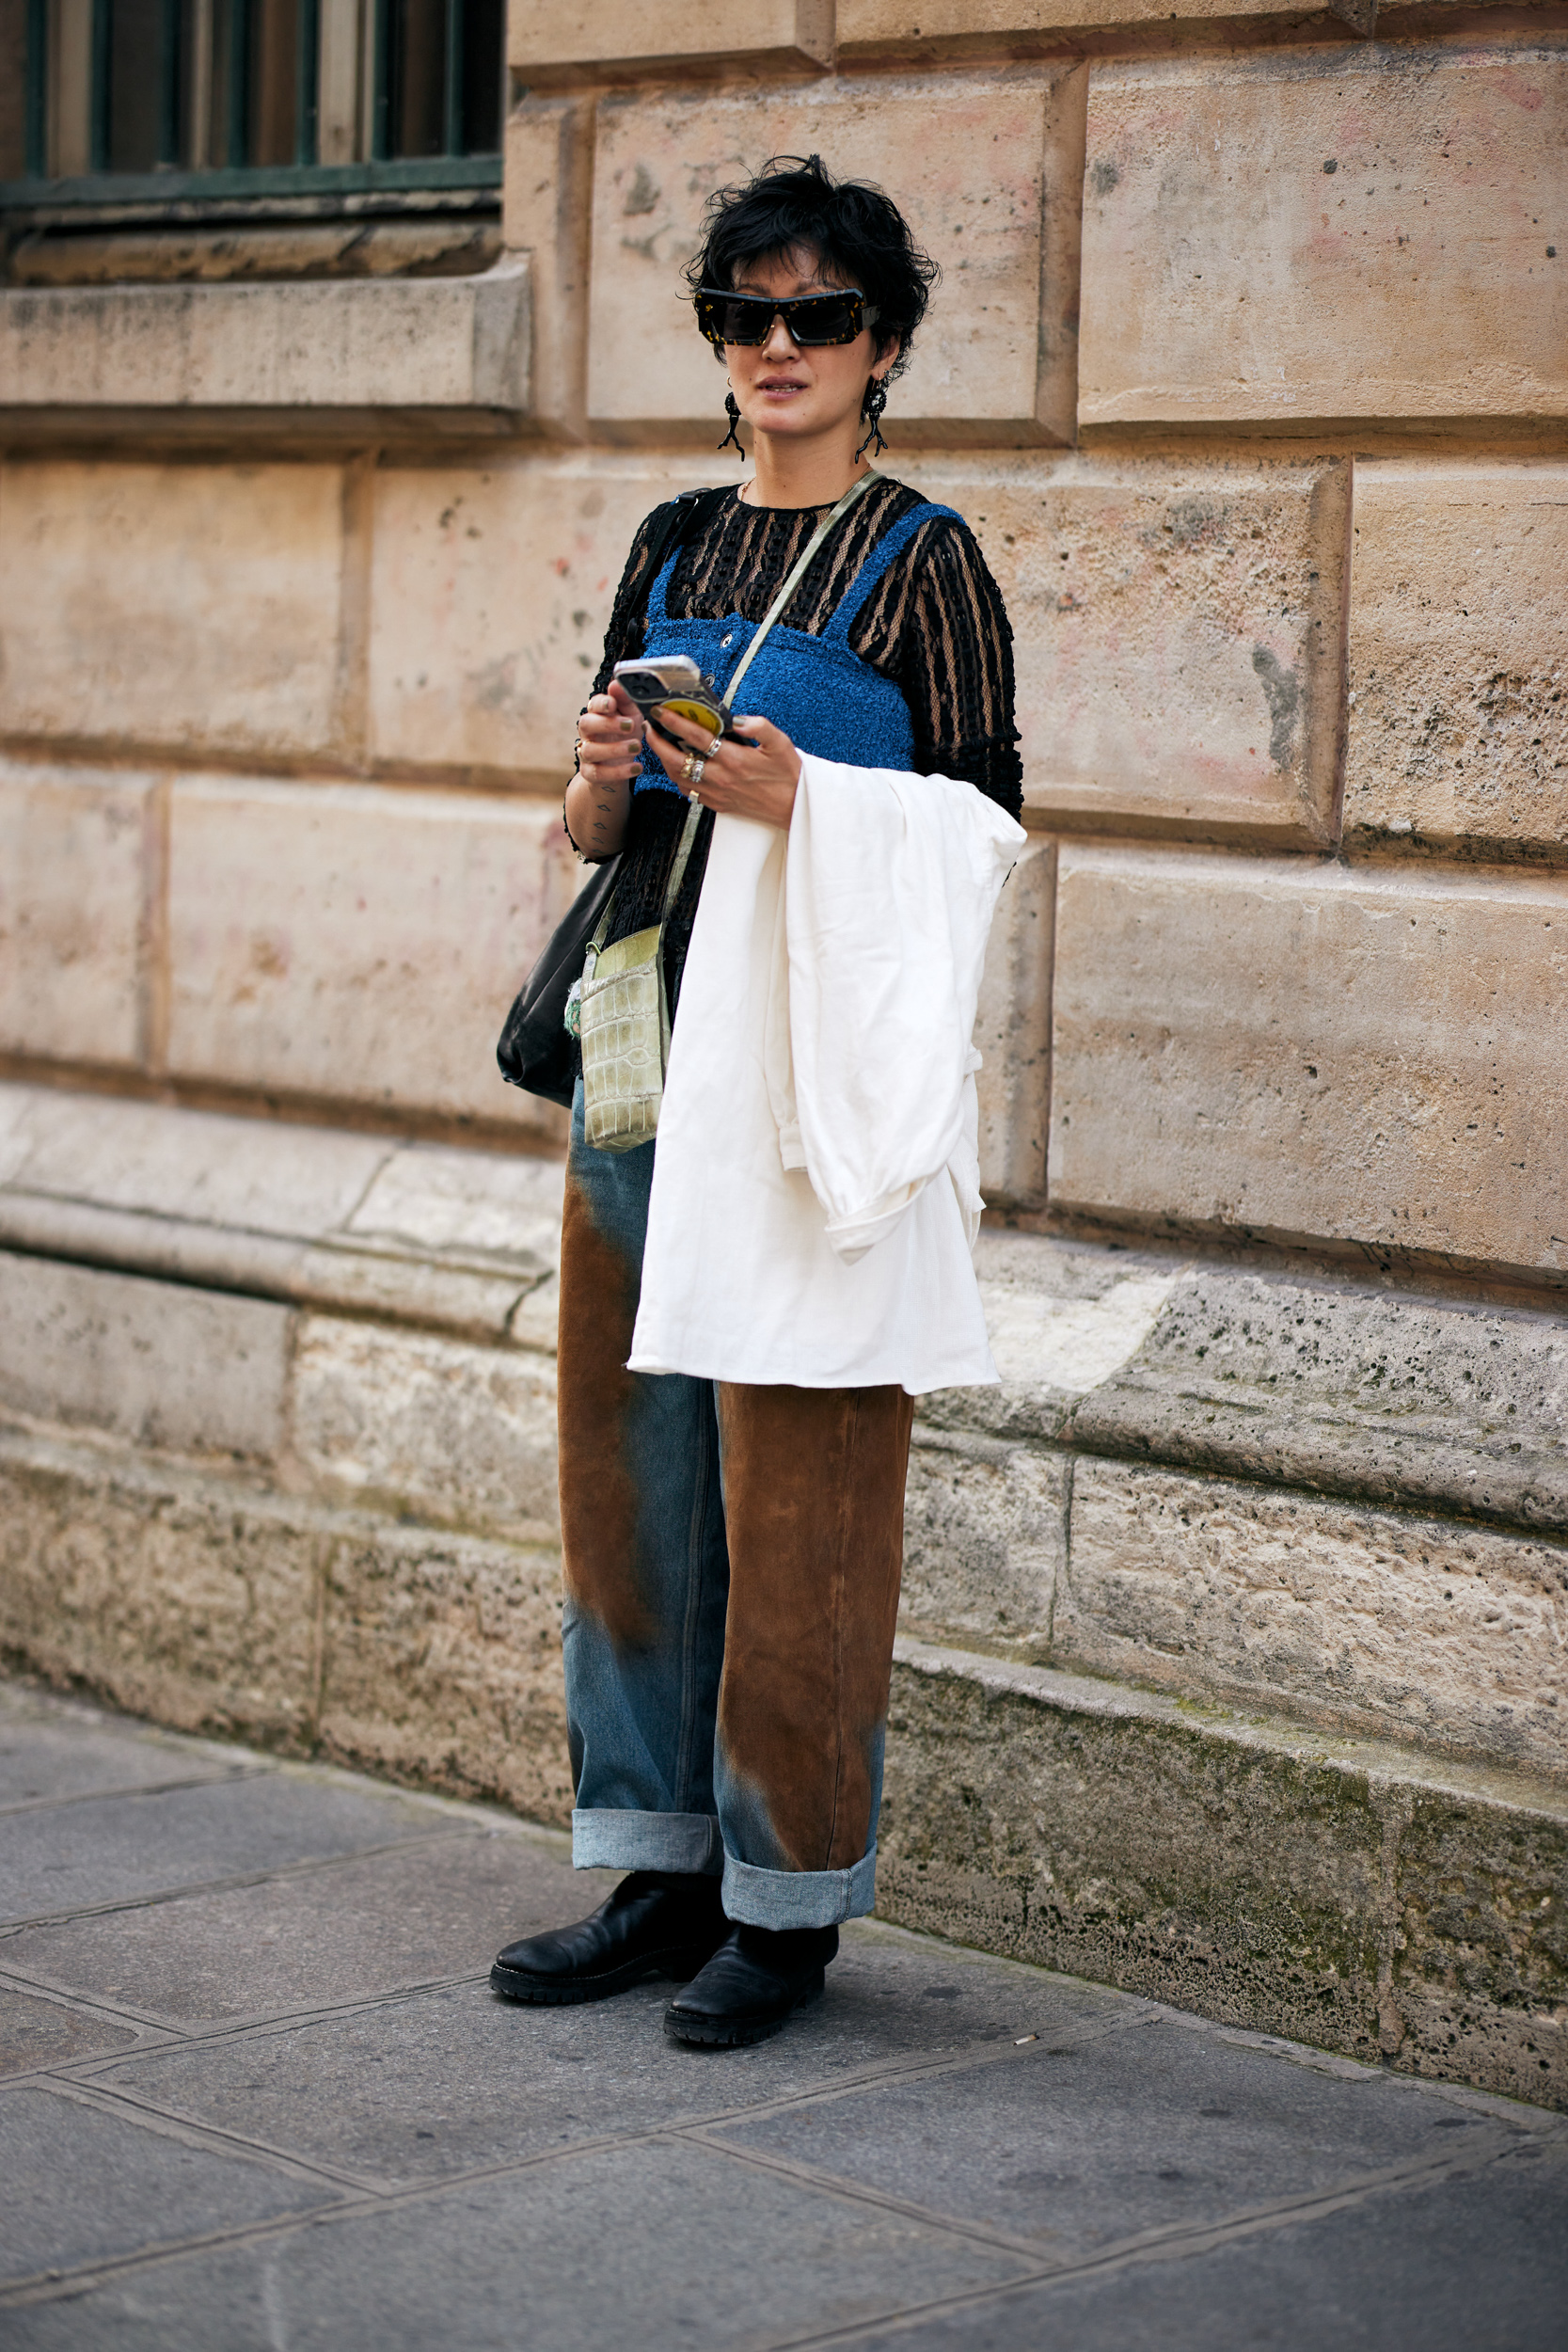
684;152;938;381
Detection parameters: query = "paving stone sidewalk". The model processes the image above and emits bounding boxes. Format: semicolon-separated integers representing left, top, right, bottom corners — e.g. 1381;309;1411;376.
2;1678;1564;2351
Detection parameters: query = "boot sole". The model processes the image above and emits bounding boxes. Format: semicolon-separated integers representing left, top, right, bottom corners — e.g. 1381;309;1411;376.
491;1943;717;2006
662;1970;826;2048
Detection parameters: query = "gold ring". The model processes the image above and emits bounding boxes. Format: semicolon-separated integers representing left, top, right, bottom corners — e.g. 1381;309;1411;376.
680;749;699;785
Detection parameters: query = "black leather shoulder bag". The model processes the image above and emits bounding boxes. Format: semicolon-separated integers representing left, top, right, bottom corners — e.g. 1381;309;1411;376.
496;485;731;1106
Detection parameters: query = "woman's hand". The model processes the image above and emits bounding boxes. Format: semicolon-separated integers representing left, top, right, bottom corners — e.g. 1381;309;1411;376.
647;703;801;831
564;681;645;858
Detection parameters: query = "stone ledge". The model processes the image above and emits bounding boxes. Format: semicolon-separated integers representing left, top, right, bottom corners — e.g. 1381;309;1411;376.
0;1424;572;1827
0;265;530;418
881;1639;1568;2109
0;1083;563;1346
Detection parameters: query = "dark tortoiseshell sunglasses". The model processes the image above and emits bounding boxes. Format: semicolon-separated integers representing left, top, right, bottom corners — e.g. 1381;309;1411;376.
694;286;880;349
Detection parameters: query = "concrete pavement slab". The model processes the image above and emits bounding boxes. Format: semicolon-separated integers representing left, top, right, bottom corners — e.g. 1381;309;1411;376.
0;1684;247;1810
2;2083;340;2287
3;1681;1563;2350
1;1828;606;2027
0;2135;1034;2351
0;1771;452;1925
86;1937;1126;2186
709;2010;1525;2257
0;1984;137;2074
844;2137;1568;2352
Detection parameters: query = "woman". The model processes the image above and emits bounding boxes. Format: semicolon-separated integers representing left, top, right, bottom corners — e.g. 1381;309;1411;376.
492;154;1023;2048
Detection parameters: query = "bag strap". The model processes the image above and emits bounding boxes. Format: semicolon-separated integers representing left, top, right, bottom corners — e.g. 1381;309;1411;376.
723;469;879;708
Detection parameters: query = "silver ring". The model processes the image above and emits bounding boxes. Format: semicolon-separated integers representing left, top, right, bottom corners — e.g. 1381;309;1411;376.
687;756;706;795
705;729;725;758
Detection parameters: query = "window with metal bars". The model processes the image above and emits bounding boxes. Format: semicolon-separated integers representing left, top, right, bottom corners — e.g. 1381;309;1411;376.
0;0;504;204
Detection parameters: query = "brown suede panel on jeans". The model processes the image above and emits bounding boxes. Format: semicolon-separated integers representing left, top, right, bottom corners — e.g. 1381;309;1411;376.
556;1169;655;1650
715;1381;915;1874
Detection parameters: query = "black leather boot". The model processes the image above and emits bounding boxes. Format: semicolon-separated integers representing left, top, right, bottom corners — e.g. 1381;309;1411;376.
664;1923;839;2047
490;1871;728;2005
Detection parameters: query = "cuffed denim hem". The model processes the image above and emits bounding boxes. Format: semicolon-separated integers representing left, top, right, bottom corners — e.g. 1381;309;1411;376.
570;1807;724;1875
721;1846;878;1930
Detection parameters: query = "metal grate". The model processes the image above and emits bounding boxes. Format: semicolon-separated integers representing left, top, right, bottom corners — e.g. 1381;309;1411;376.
7;0;503;208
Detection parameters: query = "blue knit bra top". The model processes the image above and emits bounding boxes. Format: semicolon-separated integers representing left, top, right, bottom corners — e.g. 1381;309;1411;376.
631;498;961;792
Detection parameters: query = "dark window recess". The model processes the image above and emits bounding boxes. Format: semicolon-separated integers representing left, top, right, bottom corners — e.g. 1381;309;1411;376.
3;0;504;202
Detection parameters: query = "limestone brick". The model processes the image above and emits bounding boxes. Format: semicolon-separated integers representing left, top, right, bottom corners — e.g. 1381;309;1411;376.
0;461;343;757
974;838;1054;1208
585;71;1086;443
0;759;154;1069
901;1429;1066;1654
1079;45;1568;427
0;1428;322;1745
1346;463;1568;858
291;1315;559;1546
0;268;529;414
0;1252;291;1462
510;0;833;79
318;1521;571;1826
838;0;1370;49
903;453;1349;844
1048;847;1568;1278
165;776;578;1135
503;101;594;430
1058;1458;1568;1776
367;453;717;780
881;1643;1568;2106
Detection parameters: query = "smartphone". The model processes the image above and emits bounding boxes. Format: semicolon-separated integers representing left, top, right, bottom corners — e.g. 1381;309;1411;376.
611;656;744;743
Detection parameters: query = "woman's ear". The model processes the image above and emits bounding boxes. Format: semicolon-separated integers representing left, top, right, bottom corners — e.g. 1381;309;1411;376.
873;335;901;383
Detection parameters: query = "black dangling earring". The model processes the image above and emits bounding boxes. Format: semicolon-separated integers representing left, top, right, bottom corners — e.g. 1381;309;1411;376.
719;389;744;455
855;379;889;462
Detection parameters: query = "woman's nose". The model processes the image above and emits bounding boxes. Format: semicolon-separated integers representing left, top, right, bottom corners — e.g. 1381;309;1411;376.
761;311;800;358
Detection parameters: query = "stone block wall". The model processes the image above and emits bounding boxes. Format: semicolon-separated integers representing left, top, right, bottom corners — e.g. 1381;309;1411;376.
2;5;1565;2106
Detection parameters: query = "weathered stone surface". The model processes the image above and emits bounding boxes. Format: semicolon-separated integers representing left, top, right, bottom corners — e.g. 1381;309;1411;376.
0;1428;321;1744
291;1315;558;1544
1066;1259;1568;1533
880;1640;1568;2106
1079;46;1568;427
0;759;154;1068
1057;1457;1568;1774
1047;847;1568;1279
0;460;344;756
1345;462;1568;859
0;1082;388;1239
586;72;1086;442
839;0;1368;52
0;269;530;413
318;1518;570;1828
343;1141;564;1277
503;102;594;430
165;776;577;1134
367;454;715;780
0;1424;571;1820
0;1085;564;1342
0;1252;291;1461
974;839;1053;1209
511;0;833;79
923;1233;1568;1534
903;453;1349;844
901;1429;1065;1655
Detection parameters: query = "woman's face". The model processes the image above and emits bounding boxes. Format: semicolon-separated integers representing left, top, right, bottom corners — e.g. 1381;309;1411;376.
723;246;895;451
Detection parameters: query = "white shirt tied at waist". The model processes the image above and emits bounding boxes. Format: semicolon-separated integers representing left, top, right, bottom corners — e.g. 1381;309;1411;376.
626;754;1027;1397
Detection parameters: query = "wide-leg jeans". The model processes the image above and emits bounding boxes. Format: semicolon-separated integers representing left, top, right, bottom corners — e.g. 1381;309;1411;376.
557;1083;914;1930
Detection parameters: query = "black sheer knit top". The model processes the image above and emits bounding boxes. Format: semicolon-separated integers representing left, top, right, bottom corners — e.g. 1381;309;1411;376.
570;473;1022;1013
